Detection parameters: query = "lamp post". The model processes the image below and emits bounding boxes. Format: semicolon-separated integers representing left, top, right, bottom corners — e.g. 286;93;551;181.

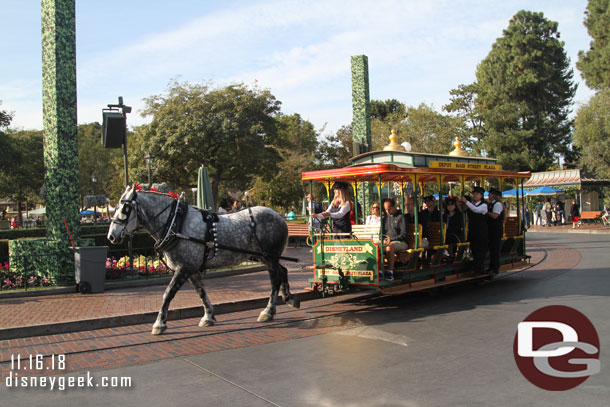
144;152;152;188
91;174;97;224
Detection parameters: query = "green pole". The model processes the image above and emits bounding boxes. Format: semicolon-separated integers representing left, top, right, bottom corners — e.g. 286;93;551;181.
353;182;359;225
378;175;384;276
438;177;444;244
413;175;420;250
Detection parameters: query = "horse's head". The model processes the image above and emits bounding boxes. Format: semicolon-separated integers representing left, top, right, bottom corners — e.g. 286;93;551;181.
107;185;139;244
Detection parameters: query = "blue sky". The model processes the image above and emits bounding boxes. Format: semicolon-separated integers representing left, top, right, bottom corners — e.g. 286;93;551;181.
0;0;596;137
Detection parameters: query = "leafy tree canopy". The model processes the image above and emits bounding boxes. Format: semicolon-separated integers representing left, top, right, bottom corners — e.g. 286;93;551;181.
573;88;610;178
577;0;610;90
138;81;282;203
0;129;44;222
475;10;576;171
252;113;319;209
372;103;463;154
77;122;123;204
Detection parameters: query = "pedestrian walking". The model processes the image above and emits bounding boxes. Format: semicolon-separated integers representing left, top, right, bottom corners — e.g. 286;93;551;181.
570;199;580;229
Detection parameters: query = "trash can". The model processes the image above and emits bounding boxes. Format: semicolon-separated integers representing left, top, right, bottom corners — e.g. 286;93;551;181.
72;246;108;294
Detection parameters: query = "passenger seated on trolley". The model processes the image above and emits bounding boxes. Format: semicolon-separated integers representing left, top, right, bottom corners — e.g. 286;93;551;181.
404;197;415;224
419;195;440;264
442;197;464;263
382;198;409;281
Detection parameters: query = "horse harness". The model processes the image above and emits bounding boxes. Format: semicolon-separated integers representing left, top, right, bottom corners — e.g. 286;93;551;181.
125;193;299;272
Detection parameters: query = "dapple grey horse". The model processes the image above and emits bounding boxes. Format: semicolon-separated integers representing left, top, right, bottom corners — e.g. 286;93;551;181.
107;186;300;335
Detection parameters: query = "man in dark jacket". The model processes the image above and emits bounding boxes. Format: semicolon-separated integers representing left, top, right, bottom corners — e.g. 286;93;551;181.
382;198;408;281
460;186;488;275
487;187;504;275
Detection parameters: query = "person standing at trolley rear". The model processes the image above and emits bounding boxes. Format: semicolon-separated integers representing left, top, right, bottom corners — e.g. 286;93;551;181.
322;182;352;236
487;188;504;275
460;186;488;275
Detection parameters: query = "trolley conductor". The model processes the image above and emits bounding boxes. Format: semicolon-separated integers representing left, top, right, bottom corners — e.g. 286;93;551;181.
460;186;488;275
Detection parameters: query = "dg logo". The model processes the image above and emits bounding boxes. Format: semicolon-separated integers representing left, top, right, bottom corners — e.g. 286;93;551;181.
513;305;601;391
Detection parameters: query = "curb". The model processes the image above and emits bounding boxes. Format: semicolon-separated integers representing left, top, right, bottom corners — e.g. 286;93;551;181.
0;290;322;341
526;228;610;234
0;265;268;300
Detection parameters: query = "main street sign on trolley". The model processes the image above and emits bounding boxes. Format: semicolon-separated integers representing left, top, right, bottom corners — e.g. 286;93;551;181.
313;239;380;286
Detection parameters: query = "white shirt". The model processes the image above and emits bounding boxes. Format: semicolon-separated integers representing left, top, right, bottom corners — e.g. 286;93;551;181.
365;214;380;225
218;207;228;214
490;200;503;215
465;200;488;215
328;201;351;219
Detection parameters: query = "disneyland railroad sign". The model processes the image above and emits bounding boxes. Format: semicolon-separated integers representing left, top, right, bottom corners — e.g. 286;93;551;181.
314;239;379;285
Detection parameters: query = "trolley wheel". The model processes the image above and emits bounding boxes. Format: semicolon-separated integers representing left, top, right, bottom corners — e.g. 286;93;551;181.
78;281;92;294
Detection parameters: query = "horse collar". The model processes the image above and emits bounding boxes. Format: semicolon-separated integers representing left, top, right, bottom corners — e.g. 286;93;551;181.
154;200;188;253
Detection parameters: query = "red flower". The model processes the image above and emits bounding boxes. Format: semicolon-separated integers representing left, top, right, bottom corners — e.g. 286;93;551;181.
168;191;178;199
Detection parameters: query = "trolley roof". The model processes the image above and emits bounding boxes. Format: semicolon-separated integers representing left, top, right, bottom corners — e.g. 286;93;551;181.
302;163;530;184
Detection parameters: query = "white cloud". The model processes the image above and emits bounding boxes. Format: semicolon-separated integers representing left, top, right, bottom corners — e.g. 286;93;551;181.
3;0;596;132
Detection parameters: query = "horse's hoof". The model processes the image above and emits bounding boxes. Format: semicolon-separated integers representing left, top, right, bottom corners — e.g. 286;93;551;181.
151;324;166;335
287;296;300;309
257;311;274;322
199;317;215;327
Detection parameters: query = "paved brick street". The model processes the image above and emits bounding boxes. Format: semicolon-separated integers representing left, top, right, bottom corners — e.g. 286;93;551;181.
0;248;314;331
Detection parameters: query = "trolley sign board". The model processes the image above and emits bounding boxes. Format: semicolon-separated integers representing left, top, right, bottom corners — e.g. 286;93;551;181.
313;239;379;286
429;160;502;171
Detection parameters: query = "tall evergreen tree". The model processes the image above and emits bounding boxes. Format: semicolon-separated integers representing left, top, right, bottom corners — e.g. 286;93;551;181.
476;10;576;171
577;0;610;90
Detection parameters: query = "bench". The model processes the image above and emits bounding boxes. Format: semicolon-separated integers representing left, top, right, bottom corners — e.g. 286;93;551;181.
501;217;524;260
424;222;449;266
286;223;310;247
579;211;603;224
351;224;382;240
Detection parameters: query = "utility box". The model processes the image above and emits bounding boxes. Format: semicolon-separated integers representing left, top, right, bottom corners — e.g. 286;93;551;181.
72;246;108;294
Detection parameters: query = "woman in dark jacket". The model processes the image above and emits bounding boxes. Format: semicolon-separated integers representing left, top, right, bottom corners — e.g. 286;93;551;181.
443;197;464;262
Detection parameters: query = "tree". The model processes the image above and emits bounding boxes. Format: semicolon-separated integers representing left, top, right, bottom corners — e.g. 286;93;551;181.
0;130;44;224
577;0;610;90
315;125;353;168
77;122;123;204
138;81;282;202
370;99;406;121
444;83;486;154
476;10;576;171
252;114;318;209
0;101;14;173
0;101;12;129
372;103;462;154
573;88;610;178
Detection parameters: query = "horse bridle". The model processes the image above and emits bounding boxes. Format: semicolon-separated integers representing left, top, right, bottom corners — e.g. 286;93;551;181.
113;189;177;239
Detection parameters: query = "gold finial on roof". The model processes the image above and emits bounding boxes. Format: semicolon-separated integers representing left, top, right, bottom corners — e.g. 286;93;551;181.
383;129;404;151
449;136;468;156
